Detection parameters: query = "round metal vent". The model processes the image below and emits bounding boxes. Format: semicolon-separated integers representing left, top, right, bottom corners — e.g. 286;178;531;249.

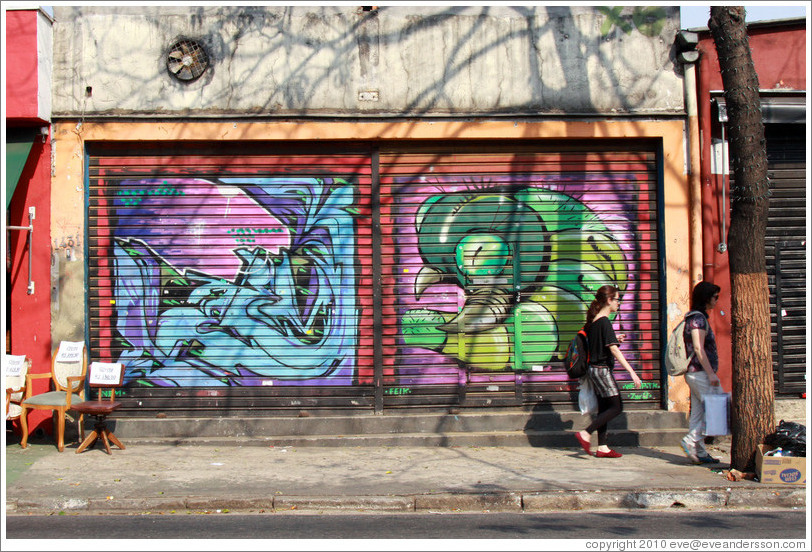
166;39;209;82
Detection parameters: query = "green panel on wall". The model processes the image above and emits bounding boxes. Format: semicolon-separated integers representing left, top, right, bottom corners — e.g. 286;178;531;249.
6;128;38;208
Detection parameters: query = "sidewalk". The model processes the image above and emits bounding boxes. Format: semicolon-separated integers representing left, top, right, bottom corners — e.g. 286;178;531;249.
4;433;805;514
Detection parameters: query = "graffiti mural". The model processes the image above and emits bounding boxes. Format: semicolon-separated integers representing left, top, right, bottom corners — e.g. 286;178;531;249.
108;177;359;387
390;174;646;386
94;158;656;400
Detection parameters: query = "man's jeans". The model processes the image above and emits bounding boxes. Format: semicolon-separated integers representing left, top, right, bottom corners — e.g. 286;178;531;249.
684;371;716;454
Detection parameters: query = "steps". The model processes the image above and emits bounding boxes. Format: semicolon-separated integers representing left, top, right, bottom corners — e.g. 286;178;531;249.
98;408;689;448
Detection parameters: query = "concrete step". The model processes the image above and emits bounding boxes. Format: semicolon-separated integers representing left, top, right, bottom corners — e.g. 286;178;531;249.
109;428;687;448
102;409;688;440
85;409;688;448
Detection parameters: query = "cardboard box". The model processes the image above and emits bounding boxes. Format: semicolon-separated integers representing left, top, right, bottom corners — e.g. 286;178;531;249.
755;444;806;485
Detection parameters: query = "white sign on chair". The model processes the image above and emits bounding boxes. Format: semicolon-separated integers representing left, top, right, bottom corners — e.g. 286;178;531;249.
89;362;124;386
55;341;85;362
4;355;26;377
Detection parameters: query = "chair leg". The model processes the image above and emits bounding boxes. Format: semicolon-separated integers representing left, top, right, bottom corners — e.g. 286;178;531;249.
20;405;29;449
78;412;85;443
106;429;125;451
99;428;113;455
75;428;100;454
56;409;65;452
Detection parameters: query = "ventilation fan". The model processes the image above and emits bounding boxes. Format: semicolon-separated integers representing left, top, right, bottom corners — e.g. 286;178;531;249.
166;39;209;82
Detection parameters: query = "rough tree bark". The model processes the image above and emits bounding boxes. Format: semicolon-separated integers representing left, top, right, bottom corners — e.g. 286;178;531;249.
708;6;774;472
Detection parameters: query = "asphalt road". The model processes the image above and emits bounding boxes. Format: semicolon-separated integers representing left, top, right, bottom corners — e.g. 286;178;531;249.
5;509;807;541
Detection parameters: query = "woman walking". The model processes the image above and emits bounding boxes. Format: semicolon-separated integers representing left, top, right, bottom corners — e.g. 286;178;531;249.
575;285;641;458
680;281;723;464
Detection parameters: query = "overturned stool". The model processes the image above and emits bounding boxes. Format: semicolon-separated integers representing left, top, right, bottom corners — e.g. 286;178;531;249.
72;362;126;455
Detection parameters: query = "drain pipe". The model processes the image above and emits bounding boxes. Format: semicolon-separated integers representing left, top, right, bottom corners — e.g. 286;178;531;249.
677;31;703;286
697;39;719;287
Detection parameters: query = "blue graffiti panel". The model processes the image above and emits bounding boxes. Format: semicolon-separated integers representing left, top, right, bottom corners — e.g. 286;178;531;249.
110;177;358;387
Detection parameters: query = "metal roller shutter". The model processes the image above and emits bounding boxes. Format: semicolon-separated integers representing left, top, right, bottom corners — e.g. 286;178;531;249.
764;125;806;395
379;142;662;408
87;140;665;415
87;144;375;415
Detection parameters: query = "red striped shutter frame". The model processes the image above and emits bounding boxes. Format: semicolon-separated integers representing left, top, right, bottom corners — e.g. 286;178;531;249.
378;143;662;408
86;141;663;414
86;144;376;415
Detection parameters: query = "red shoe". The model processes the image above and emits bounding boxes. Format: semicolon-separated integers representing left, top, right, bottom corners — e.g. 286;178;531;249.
575;432;592;456
596;449;622;458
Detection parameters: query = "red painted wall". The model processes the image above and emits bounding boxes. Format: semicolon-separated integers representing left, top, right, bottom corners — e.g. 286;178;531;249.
695;22;806;393
6;9;53;435
7;135;53;435
5;10;41;120
698;25;806;92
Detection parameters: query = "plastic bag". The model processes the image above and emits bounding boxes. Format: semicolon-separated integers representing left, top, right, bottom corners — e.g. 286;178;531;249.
703;392;730;436
578;377;598;415
763;420;806;457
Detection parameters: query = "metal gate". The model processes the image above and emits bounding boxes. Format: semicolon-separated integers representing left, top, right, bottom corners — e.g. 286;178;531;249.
378;143;662;408
87;143;376;415
87;141;664;415
765;125;806;395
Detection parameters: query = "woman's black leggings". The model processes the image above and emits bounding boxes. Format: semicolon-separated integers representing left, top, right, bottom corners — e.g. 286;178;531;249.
585;394;623;446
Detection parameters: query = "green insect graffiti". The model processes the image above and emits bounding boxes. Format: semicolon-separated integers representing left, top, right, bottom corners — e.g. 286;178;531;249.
401;187;629;372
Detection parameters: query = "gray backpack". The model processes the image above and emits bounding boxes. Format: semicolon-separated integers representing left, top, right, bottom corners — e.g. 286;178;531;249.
665;311;702;377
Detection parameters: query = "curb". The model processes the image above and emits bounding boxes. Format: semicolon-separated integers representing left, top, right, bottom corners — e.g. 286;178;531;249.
6;487;804;515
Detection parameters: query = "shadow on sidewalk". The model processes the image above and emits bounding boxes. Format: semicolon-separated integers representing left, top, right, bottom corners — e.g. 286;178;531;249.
5;425;64;486
626;442;731;473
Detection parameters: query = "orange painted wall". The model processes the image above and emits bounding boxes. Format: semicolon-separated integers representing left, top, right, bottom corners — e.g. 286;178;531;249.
51;119;693;411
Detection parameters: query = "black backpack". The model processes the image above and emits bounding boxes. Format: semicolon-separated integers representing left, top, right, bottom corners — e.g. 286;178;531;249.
564;327;589;379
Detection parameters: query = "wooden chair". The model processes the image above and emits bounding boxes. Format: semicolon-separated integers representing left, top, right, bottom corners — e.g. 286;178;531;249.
20;341;87;452
72;362;126;455
5;354;31;422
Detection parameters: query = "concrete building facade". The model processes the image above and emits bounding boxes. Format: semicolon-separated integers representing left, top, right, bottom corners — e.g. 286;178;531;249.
5;6;54;433
14;5;710;431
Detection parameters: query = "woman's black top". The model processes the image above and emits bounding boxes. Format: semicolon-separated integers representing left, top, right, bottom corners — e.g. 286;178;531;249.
586;316;619;370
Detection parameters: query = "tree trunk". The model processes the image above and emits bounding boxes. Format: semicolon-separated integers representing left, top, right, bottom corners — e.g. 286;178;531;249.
708;6;774;472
